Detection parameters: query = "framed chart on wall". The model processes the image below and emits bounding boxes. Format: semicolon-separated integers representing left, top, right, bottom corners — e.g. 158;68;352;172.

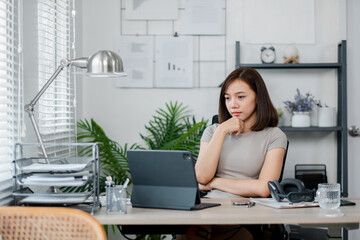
244;0;315;44
184;0;224;35
116;35;154;88
155;36;193;88
125;0;178;20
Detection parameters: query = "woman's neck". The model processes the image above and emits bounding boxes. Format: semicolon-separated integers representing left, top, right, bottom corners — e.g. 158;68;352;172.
242;112;257;133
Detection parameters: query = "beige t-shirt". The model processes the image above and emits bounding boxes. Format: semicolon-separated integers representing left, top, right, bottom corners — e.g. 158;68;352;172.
200;124;287;199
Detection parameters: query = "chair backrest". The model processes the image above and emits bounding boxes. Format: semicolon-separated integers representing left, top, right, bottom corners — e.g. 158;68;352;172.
212;115;219;124
294;164;327;190
279;140;289;182
0;207;106;240
211;114;289;182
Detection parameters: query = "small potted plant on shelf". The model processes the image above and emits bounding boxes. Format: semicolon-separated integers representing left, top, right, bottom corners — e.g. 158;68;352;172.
317;101;337;127
283;88;316;127
276;108;284;126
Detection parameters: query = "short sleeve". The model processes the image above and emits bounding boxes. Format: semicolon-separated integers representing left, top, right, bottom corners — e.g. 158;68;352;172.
201;124;219;142
267;127;288;152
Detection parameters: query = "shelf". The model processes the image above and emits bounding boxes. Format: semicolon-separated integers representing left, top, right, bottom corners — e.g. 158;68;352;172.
236;63;341;69
279;126;343;132
234;40;348;198
234;40;348;196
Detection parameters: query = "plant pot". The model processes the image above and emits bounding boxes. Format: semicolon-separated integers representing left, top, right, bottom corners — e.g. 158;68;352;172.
282;110;292;126
311;107;319;126
278;117;284;127
318;107;336;127
291;111;310;127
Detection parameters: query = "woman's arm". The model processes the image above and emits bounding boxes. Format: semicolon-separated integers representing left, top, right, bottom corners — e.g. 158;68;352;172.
200;147;286;198
195;118;244;184
195;131;226;185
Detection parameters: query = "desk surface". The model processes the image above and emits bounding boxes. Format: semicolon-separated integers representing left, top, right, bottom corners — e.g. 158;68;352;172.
94;198;360;227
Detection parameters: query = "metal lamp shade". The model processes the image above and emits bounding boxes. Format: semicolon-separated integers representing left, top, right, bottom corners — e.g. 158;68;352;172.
86;50;127;77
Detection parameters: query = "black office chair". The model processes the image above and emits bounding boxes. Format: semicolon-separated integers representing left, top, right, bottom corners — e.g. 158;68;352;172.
279;140;289;182
211;115;219;124
295;164;327;190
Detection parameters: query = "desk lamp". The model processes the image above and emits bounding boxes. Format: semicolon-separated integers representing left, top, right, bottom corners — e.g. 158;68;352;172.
25;50;127;162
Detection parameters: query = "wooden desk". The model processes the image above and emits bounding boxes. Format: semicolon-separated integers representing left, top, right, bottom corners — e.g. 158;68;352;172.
94;198;360;239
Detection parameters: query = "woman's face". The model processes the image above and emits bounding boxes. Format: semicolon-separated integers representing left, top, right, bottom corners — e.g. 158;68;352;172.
224;78;257;123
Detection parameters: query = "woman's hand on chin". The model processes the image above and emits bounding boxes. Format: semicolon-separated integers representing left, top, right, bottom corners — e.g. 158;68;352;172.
220;117;245;136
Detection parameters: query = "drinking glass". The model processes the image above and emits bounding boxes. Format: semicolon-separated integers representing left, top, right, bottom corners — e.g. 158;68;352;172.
317;183;340;209
316;183;343;217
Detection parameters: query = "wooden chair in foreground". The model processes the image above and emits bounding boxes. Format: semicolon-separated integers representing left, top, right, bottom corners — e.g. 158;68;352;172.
0;207;106;240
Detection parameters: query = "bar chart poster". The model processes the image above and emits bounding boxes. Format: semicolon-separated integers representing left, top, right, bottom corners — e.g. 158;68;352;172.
116;36;154;88
125;0;178;20
155;36;193;88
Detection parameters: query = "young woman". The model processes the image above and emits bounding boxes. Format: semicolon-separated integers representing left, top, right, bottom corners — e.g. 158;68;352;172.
195;67;287;199
178;68;287;239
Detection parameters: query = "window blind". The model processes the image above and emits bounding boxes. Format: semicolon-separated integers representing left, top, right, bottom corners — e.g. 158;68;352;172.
0;0;21;205
37;0;76;157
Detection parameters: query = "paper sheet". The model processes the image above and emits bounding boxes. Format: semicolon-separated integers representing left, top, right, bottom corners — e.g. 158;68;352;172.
251;198;319;209
22;175;89;186
155;36;193;88
22;195;89;204
184;0;223;35
244;0;315;44
21;163;89;172
116;36;154;88
125;0;178;20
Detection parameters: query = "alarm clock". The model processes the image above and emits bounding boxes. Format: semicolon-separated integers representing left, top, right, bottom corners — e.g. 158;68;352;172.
260;44;276;64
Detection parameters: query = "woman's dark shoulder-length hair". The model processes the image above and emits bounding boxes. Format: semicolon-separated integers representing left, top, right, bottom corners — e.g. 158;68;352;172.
218;67;278;131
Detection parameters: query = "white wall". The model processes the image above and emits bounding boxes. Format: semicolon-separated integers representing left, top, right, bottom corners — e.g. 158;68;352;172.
77;0;360;239
78;0;341;182
347;0;360;239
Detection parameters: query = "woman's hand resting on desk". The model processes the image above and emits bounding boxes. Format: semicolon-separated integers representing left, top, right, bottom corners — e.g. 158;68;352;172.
198;178;217;193
198;183;211;193
220;117;245;136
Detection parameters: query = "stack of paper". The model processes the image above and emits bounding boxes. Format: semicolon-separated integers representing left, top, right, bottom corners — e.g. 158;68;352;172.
22;175;88;186
22;163;88;172
250;198;319;209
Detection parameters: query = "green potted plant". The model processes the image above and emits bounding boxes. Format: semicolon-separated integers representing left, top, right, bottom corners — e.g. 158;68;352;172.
75;101;207;191
276;108;284;126
140;101;208;160
76;118;142;193
76;101;207;240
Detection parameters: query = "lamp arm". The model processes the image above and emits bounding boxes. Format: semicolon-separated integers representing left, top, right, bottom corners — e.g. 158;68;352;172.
28;111;49;160
25;59;71;111
24;58;71;160
70;57;88;68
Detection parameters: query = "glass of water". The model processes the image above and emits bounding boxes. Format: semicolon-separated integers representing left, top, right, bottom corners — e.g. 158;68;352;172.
316;183;343;217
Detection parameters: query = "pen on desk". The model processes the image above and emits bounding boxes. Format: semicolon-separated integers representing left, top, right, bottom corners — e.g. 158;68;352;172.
232;200;255;208
123;178;129;189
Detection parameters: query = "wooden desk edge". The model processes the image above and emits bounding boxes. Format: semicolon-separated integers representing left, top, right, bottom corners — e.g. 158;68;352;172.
94;198;360;227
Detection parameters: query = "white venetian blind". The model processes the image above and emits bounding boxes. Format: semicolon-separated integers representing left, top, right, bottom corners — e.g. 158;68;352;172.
0;0;21;205
37;0;75;157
